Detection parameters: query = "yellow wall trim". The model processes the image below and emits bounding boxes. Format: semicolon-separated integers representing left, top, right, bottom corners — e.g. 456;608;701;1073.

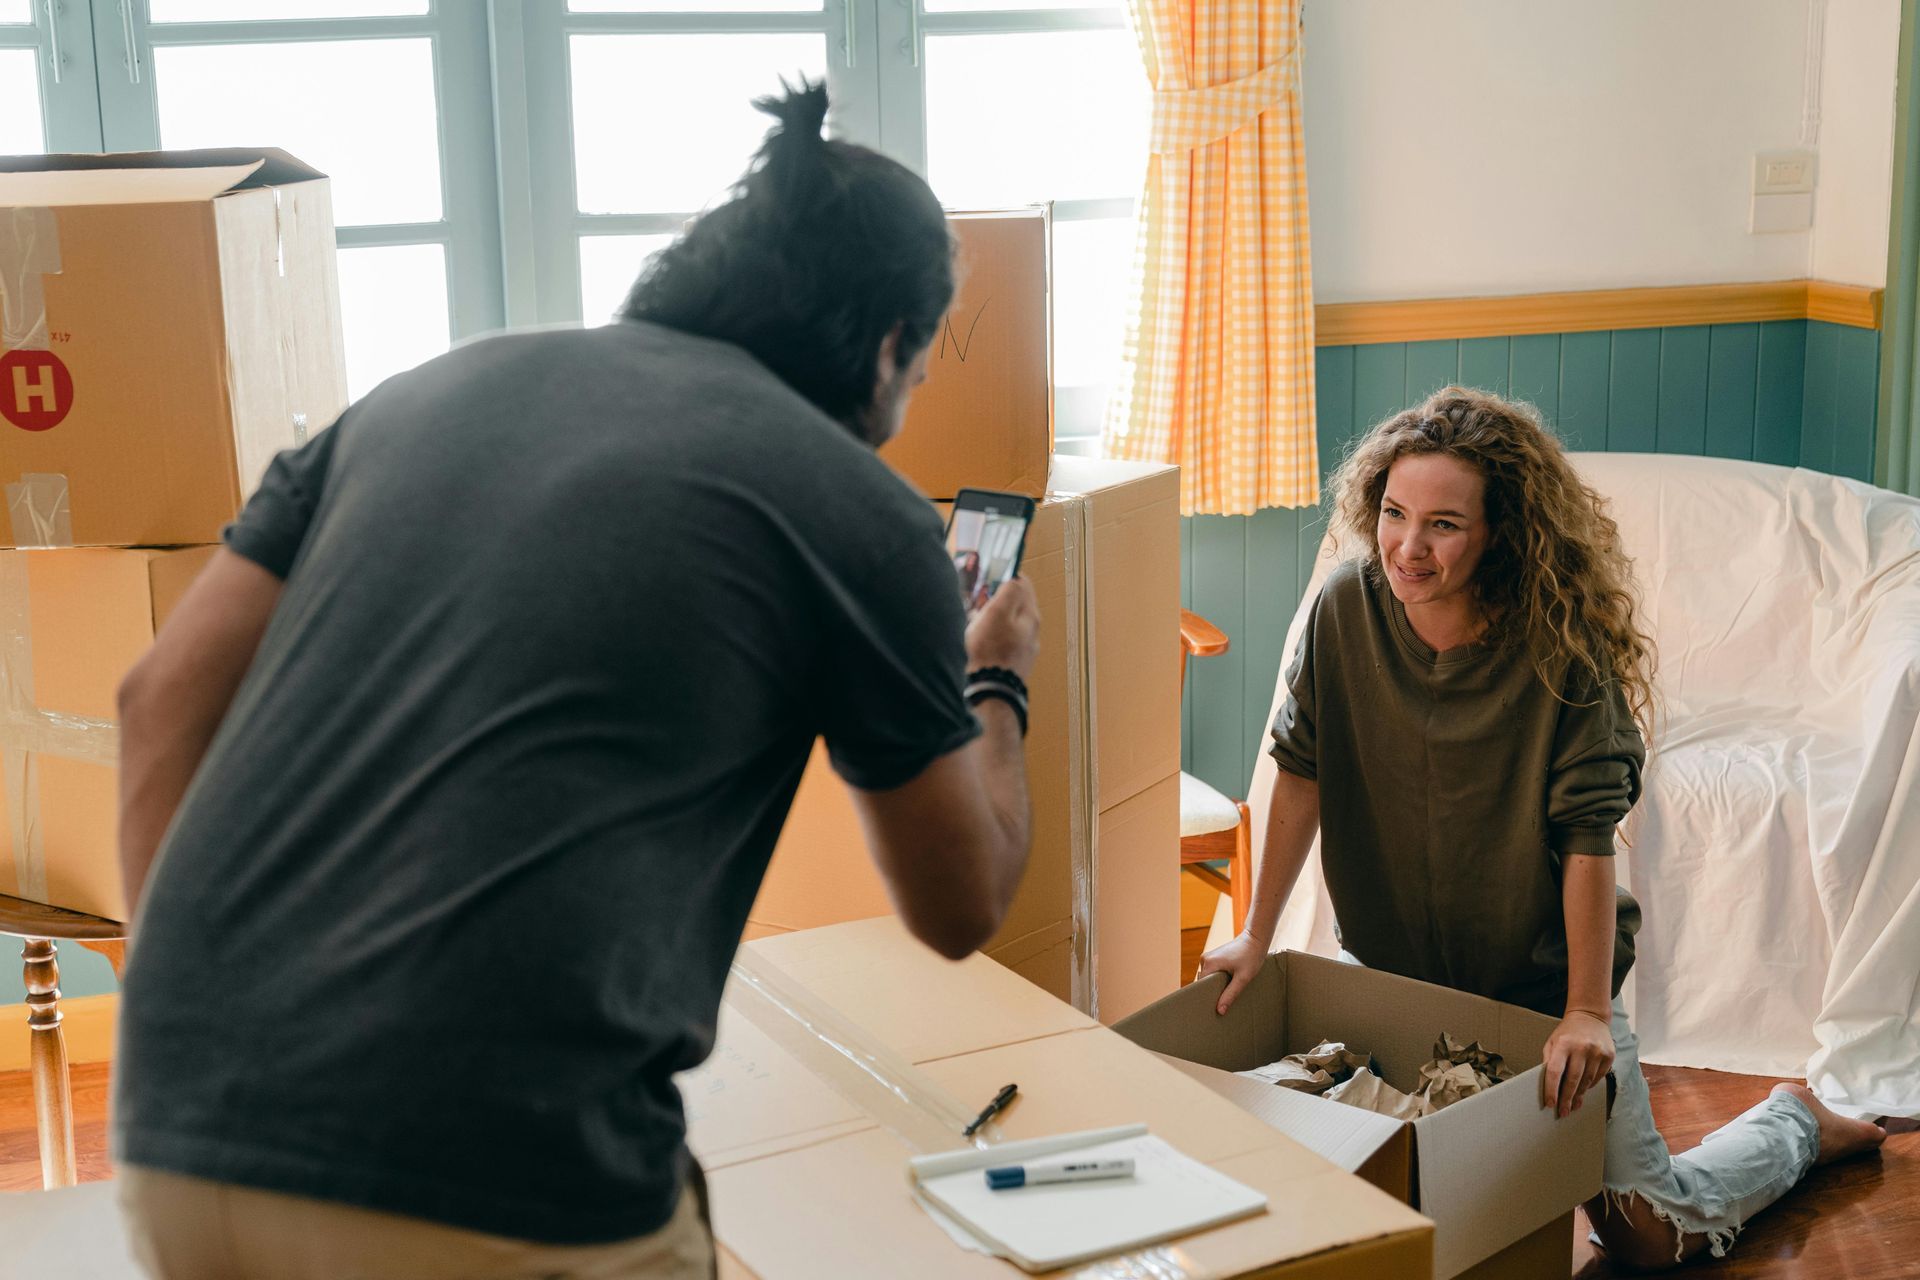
0;993;117;1072
1806;280;1883;329
1315;280;1884;346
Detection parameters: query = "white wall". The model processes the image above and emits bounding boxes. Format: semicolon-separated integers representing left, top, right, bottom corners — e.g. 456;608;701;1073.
1302;0;1898;301
1811;0;1901;286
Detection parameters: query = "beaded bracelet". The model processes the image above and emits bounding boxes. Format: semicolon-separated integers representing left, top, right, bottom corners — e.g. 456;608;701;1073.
966;666;1028;700
965;682;1029;737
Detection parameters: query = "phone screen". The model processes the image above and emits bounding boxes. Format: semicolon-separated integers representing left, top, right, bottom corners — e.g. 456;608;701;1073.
946;499;1030;620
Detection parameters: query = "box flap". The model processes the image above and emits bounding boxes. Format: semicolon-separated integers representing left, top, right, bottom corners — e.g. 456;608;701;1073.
748;918;1095;1063
1046;455;1176;499
1111;960;1289;1071
0;163;264;208
1149;1053;1406;1176
0;147;325;185
1413;1061;1605;1277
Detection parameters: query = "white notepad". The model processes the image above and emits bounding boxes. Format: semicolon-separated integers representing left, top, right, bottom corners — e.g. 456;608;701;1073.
908;1124;1268;1273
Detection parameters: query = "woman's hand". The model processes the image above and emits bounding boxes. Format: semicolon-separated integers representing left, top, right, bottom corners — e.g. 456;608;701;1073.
1195;930;1271;1016
1542;1009;1614;1119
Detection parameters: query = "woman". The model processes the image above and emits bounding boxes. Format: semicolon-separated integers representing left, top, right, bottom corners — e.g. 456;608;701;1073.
1200;388;1885;1269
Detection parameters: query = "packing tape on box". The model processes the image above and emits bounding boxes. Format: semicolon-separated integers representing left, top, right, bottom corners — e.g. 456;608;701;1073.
1063;494;1097;1018
0;206;59;352
724;946;1203;1280
0;553;118;903
6;473;73;548
726;946;991;1153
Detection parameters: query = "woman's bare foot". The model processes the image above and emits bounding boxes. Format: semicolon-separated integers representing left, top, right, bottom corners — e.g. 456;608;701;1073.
1772;1083;1886;1166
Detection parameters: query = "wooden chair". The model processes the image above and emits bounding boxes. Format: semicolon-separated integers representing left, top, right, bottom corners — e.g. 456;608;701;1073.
1178;610;1253;935
0;895;126;1190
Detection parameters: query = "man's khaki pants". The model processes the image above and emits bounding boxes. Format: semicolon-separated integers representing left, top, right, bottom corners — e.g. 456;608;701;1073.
117;1165;714;1280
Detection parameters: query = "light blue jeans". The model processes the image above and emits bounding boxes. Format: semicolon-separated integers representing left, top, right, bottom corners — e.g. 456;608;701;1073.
1334;953;1820;1260
1600;994;1819;1260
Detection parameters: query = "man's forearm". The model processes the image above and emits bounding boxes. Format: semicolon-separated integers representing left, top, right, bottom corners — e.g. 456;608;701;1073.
1244;768;1321;945
971;699;1031;917
117;695;227;918
1561;853;1618;1019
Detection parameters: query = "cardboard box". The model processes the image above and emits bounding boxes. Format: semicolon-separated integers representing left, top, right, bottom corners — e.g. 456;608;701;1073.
0;545;216;920
0;149;347;547
1114;951;1607;1279
686;917;1433;1279
880;209;1052;500
748;457;1181;1022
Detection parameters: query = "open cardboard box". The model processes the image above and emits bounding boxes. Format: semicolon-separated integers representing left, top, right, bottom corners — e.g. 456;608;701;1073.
0;148;346;547
690;918;1432;1279
1115;951;1607;1279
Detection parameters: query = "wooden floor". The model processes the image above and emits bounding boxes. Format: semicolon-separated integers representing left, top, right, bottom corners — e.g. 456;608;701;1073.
3;1041;1914;1275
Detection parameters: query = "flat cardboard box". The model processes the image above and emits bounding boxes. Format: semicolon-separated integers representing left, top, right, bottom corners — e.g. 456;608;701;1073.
1114;951;1607;1279
0;149;346;547
748;458;1181;1021
880;209;1052;500
686;917;1433;1279
0;546;216;920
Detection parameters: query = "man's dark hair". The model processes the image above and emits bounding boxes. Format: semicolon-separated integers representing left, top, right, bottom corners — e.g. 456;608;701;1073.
621;79;955;426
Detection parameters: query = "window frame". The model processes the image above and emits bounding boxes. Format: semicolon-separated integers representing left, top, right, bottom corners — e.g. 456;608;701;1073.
18;0;1137;440
86;0;506;343
4;0;105;152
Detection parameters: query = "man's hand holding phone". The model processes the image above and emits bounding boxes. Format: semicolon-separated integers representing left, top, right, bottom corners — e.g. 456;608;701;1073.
965;577;1040;683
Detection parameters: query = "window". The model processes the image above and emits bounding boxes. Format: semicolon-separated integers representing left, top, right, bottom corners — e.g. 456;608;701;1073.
15;0;1143;439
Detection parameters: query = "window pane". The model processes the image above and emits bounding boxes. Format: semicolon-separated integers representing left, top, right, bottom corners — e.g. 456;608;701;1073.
149;0;427;19
571;33;826;215
571;0;819;11
0;1;31;23
926;30;1146;207
0;51;41;154
579;233;676;326
1053;217;1132;438
153;39;443;226
924;0;1098;10
336;244;449;401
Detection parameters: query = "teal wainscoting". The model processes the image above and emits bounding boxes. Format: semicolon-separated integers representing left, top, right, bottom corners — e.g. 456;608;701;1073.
1181;319;1882;803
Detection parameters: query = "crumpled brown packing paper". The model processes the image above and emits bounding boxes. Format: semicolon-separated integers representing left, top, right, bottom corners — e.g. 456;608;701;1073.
1235;1040;1373;1094
1242;1032;1517;1117
1325;1067;1430;1120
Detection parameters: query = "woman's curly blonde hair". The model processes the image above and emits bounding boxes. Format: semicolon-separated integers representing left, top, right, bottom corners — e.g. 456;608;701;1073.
1329;386;1657;742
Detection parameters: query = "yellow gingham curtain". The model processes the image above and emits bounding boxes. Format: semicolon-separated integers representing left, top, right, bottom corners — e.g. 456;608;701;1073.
1103;0;1317;517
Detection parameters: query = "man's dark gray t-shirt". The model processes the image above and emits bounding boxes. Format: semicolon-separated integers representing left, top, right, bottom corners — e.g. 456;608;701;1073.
113;320;981;1244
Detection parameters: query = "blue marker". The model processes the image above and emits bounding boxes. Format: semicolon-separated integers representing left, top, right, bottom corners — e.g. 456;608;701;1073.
985;1155;1136;1191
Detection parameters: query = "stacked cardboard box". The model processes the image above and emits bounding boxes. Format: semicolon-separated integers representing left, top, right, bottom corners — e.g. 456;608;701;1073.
880;208;1053;501
747;456;1183;1023
754;205;1197;1019
0;149;347;922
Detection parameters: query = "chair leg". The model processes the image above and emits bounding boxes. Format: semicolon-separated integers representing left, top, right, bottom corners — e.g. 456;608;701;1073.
1229;803;1254;937
23;937;77;1190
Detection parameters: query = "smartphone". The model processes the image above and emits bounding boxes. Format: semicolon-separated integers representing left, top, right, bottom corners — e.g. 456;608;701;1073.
945;488;1036;620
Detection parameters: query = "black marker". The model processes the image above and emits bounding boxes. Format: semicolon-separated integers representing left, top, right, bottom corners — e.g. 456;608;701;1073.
963;1082;1018;1137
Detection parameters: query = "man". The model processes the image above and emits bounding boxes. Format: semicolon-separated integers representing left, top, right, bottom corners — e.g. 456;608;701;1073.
112;80;1038;1278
